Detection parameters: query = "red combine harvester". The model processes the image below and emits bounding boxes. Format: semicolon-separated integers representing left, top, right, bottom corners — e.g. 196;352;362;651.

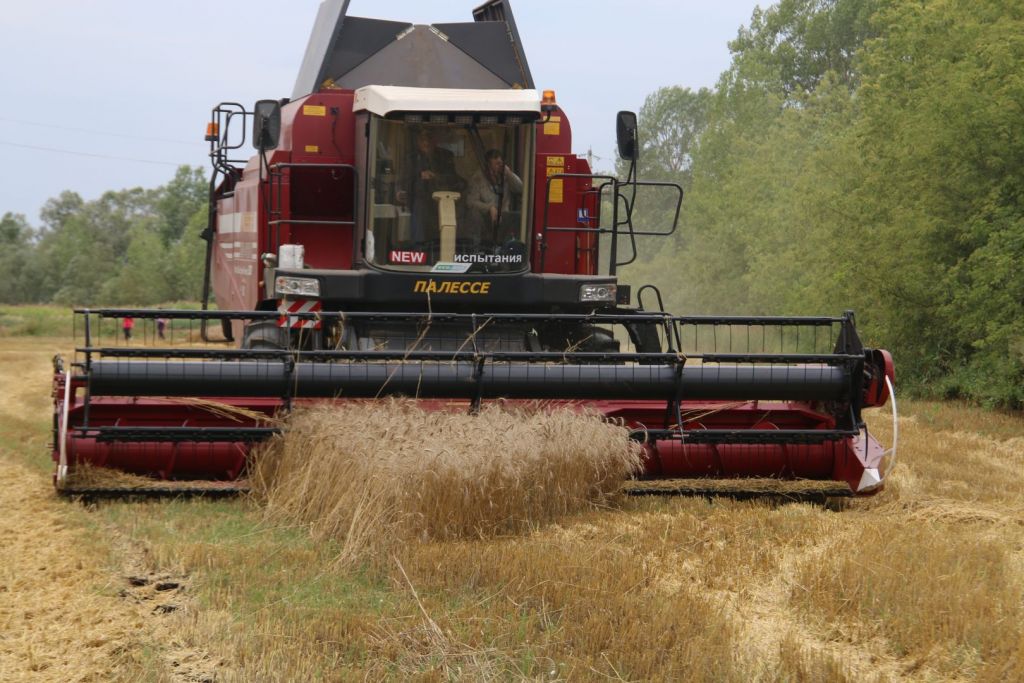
52;0;896;496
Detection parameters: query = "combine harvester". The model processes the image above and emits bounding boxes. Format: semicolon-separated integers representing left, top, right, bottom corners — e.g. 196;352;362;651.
52;0;895;496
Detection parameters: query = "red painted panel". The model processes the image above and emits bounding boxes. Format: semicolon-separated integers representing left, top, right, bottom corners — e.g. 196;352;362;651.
532;107;598;275
286;91;356;165
213;90;360;312
57;390;876;492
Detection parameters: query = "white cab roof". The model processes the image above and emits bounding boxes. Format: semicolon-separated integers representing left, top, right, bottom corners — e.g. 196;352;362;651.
353;85;541;117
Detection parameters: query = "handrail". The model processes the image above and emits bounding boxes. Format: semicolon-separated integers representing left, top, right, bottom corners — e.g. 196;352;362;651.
538;172;683;274
268;219;356;226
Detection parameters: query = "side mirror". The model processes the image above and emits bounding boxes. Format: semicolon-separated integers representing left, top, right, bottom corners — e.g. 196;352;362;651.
616;111;639;161
253;99;282;151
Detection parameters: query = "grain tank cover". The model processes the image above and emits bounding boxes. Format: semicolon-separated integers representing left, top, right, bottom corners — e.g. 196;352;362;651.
292;0;536;100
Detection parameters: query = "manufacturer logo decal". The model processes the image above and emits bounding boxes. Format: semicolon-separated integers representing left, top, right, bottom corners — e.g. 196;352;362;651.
413;280;492;295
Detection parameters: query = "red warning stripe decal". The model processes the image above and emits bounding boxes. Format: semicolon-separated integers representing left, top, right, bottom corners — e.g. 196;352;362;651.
277;299;322;329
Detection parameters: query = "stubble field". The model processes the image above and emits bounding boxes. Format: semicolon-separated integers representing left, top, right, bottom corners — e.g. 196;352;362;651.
0;316;1022;681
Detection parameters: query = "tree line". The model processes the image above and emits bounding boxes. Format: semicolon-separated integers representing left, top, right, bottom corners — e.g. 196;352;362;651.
621;0;1024;407
0;166;208;307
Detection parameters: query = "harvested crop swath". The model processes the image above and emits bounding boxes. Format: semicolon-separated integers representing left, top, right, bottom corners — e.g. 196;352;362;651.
62;462;164;490
250;401;643;562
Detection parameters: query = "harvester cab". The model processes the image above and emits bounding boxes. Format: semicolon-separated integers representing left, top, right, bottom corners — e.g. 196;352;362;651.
196;0;684;356
52;0;897;498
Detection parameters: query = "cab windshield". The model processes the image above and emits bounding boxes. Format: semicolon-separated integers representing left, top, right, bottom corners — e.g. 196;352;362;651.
366;116;534;273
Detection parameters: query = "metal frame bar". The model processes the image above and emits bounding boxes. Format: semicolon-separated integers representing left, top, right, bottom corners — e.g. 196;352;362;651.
76;308;849;326
538;172;684;275
79;347;863;365
630;428;859;445
77;426;280;443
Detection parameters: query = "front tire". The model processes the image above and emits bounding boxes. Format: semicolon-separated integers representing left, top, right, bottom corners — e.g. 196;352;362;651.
241;321;290;350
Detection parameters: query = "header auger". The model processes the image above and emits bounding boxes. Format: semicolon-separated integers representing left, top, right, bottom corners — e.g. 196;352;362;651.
52;0;895;497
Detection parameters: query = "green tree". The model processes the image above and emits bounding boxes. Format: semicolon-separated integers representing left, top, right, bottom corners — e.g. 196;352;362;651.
648;0;1024;405
155;166;207;244
623;86;713;186
29;188;157;305
38;191;84;236
15;167;210;306
163;206;209;302
0;213;35;303
635;0;891;318
729;0;884;98
615;87;712;306
838;0;1024;402
99;225;171;305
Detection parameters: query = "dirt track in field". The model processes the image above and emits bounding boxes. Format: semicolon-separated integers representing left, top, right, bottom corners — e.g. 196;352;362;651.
0;338;134;681
0;338;212;681
0;455;146;681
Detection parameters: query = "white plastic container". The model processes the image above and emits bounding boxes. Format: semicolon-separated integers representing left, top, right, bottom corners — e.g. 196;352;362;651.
278;244;305;270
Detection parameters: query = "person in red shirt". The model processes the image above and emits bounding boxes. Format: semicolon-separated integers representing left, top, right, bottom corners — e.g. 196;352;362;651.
122;316;134;343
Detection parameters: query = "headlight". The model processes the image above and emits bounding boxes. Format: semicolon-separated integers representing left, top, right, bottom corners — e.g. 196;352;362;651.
275;276;321;297
579;283;617;303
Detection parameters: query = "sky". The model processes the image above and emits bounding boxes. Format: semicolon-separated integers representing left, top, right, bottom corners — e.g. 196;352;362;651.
0;0;763;223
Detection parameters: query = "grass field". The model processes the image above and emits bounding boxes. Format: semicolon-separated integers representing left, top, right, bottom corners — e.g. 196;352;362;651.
1;307;1022;681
